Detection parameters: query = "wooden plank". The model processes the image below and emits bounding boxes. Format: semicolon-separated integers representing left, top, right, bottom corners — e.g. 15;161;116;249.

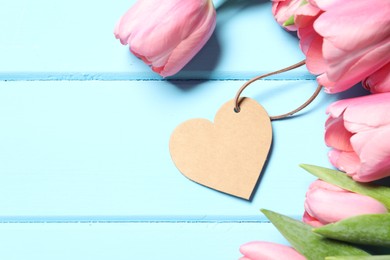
0;222;285;260
0;0;309;80
0;80;338;219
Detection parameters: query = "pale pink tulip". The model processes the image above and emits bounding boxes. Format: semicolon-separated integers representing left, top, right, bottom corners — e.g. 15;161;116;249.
239;241;305;260
114;0;216;77
363;63;390;93
303;180;388;227
325;93;390;182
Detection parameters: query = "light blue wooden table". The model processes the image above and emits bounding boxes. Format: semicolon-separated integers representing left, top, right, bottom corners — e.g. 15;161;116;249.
0;0;366;259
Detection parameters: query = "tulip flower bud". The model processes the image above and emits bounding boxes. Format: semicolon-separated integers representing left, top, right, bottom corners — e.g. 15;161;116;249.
363;63;390;93
114;0;216;77
239;241;305;260
273;0;390;93
303;180;388;227
272;0;307;31
325;93;390;182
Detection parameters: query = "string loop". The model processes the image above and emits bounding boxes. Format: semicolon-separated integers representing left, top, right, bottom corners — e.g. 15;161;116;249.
233;60;322;120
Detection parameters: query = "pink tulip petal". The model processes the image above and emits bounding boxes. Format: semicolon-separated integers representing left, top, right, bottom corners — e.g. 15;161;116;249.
308;179;344;192
305;187;387;224
240;241;305;260
325;116;353;151
319;39;349;81
320;38;390;86
318;73;350;94
297;24;316;56
305;33;326;74
114;0;159;45
326;93;390;182
304;180;346;224
310;0;339;10
308;0;390;92
342;94;390;132
158;8;216;76
350;126;390;182
303;211;323;227
272;0;302;31
295;3;321;28
325;97;349;117
327;93;390;132
114;0;216;77
314;0;390;52
363;63;390;94
328;149;360;175
320;77;355;94
129;1;209;59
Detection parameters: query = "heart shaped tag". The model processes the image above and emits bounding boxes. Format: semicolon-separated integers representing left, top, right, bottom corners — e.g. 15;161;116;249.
169;97;272;200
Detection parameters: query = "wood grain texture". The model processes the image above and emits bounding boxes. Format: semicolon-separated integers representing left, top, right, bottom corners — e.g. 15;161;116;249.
0;0;310;80
0;0;367;258
0;223;285;260
0;80;335;220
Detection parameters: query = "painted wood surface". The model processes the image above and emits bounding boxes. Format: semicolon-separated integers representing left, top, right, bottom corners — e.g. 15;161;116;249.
0;0;366;259
0;223;285;259
0;80;336;220
0;0;310;80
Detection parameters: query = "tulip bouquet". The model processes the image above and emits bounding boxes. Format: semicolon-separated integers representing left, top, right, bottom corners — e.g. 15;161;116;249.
240;165;390;259
239;0;390;258
114;0;390;258
271;0;390;184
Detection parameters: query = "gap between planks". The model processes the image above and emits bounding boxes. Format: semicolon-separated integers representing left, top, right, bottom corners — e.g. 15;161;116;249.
0;215;305;224
0;72;316;81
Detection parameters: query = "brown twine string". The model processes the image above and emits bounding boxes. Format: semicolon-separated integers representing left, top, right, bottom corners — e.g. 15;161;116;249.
233;59;323;120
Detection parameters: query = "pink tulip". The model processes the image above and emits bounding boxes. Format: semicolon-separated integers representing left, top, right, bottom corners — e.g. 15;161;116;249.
114;0;216;77
239;241;305;260
271;0;303;31
313;0;390;93
272;0;390;93
325;93;390;182
303;180;388;227
363;63;390;94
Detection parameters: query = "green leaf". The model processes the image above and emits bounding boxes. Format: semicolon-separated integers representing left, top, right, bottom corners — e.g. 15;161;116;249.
281;0;308;27
326;256;390;260
300;164;390;210
314;214;390;247
283;15;295;26
261;209;369;259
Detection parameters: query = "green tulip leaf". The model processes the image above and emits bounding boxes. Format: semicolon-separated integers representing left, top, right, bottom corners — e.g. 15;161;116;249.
261;209;369;259
314;214;390;247
282;0;308;26
326;256;390;260
283;15;295;26
300;164;390;210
